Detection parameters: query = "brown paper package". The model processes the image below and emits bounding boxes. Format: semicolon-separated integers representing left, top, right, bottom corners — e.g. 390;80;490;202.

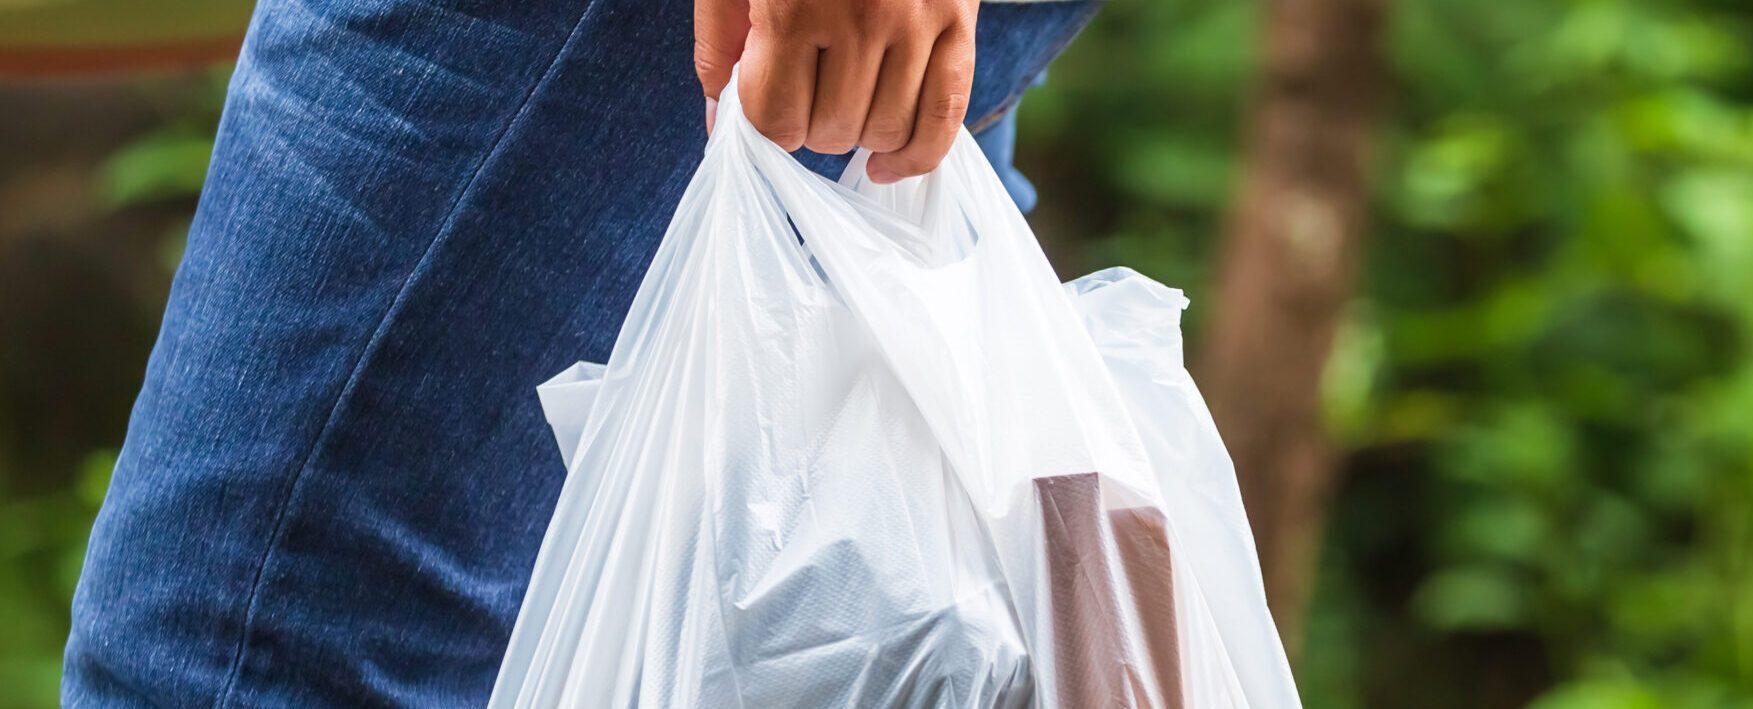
1035;473;1184;708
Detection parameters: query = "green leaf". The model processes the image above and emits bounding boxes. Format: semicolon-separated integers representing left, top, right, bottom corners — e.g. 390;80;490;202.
97;131;213;208
1413;565;1529;631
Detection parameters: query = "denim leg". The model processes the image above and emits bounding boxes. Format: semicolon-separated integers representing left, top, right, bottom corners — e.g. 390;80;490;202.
63;0;1100;706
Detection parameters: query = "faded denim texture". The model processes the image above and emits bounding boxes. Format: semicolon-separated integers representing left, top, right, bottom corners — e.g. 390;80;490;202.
62;0;1100;705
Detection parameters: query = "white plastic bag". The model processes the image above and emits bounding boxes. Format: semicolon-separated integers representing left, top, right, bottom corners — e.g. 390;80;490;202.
490;80;1301;708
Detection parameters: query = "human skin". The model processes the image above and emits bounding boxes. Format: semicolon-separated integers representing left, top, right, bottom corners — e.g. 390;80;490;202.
693;0;978;183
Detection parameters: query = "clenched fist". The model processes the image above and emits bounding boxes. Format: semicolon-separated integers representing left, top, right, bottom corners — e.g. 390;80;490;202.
695;0;979;183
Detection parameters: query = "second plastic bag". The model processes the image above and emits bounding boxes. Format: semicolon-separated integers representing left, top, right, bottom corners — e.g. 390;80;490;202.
490;80;1301;708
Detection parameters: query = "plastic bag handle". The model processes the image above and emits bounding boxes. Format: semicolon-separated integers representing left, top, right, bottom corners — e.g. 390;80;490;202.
710;73;1026;273
709;72;1160;513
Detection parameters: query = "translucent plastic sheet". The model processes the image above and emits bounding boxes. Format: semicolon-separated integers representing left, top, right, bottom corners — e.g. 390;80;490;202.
490;80;1301;708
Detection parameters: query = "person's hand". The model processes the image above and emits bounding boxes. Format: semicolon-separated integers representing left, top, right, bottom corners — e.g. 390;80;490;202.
695;0;977;183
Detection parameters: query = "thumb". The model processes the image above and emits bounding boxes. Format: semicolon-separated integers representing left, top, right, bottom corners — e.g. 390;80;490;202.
694;0;750;104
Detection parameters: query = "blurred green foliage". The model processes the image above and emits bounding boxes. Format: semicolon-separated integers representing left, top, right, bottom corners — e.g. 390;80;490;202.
0;0;252;48
0;68;222;708
3;0;1751;706
1022;0;1753;706
0;453;111;708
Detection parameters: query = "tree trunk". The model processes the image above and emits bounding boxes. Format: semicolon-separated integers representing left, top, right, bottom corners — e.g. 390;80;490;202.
1196;0;1390;655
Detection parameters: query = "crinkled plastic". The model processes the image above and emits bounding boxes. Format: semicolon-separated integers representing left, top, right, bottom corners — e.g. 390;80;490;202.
490;80;1301;708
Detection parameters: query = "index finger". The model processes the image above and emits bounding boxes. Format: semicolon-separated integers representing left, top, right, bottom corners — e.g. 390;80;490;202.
737;28;819;152
865;26;973;183
694;0;751;101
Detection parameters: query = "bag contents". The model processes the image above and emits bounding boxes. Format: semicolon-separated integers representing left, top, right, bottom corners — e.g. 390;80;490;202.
489;78;1301;708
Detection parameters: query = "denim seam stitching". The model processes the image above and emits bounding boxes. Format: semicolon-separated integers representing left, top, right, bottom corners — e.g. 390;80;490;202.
210;4;602;705
967;0;1106;134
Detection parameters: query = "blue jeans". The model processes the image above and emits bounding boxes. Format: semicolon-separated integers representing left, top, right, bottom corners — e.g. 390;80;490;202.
63;0;1098;705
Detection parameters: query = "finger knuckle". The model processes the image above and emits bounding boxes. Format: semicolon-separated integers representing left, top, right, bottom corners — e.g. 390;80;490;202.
806;136;857;155
890;149;939;175
851;0;921;30
846;0;881;27
755;0;808;30
758;119;808;150
892;157;936;177
926;91;970;123
692;38;735;83
804;119;859;154
939;26;976;59
860;116;912;152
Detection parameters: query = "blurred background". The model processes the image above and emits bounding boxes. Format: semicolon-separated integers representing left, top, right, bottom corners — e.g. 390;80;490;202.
2;0;1750;706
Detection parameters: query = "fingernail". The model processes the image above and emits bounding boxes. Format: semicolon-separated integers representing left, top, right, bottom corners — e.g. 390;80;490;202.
867;162;900;184
705;97;718;135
